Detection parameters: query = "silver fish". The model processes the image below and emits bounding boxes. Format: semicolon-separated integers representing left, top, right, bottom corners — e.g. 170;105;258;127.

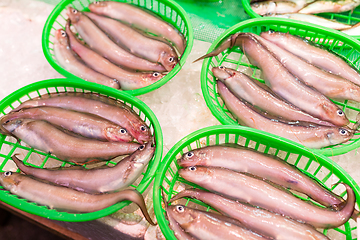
67;7;166;72
217;81;353;148
65;21;164;90
2;119;140;163
53;29;120;89
251;1;302;15
212;66;334;126
171;189;330;240
179;166;355;229
88;1;186;54
11;141;154;193
0;106;133;142
84;12;178;72
261;31;360;86
298;0;360;14
0;171;155;225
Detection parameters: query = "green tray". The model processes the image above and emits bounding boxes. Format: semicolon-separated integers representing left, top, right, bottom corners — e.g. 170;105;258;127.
0;79;163;222
200;17;360;156
241;0;360;40
153;125;360;240
42;0;194;96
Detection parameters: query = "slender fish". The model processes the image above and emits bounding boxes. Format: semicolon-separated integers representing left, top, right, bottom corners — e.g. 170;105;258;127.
2;119;140;163
261;31;360;86
0;106;133;142
179;166;355;229
251;1;302;15
0;171;155;225
53;29;120;89
67;7;166;72
88;1;186;54
212;66;334;126
65;21;164;90
84;12;179;72
298;0;360;14
11;141;154;193
217;81;353;148
170;189;330;240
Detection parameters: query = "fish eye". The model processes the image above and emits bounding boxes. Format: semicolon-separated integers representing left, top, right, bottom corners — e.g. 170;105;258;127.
176;205;185;212
152;72;160;77
269;30;275;33
4;171;12;177
339;128;348;135
72;9;78;14
139;145;145;150
120;128;127;134
60;30;67;37
219;66;225;70
94;1;100;4
185;151;194;158
169;57;174;63
188;166;197;171
337;110;344;116
140;125;147;132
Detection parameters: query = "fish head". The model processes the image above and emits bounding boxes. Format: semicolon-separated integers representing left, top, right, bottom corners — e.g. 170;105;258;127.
143;72;165;85
67;7;82;24
55;29;69;46
159;50;179;72
177;149;210;167
178;166;212;183
212;66;235;82
327;127;354;145
104;126;134;142
88;1;109;14
167;205;197;227
321;104;349;126
131;140;156;164
1;119;26;133
250;1;276;15
0;171;21;191
131;123;152;144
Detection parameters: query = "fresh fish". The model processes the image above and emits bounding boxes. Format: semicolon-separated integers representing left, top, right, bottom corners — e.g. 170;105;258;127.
88;1;186;54
11;141;154;193
298;0;360;14
2;119;140;163
179;166;355;229
212;66;334;126
67;7;166;72
0;171;155;225
11;92;152;144
178;145;346;209
261;31;360;86
84;12;179;72
255;33;360;102
341;22;360;35
65;22;164;90
251;1;302;15
170;189;330;240
273;13;352;30
53;29;120;89
167;204;266;240
217;81;353;148
0;106;133;142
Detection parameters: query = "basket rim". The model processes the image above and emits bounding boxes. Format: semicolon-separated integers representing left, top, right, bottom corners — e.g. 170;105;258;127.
41;0;194;96
200;17;360;156
153;125;360;240
0;78;163;222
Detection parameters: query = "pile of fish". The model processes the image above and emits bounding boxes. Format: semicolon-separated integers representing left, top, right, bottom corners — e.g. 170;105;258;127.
0;92;156;224
54;1;186;90
250;0;360;35
165;144;357;239
198;31;360;149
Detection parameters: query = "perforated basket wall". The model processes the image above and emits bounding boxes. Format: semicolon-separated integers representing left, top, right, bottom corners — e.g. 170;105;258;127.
200;17;360;156
153;125;360;240
42;0;193;96
0;79;163;221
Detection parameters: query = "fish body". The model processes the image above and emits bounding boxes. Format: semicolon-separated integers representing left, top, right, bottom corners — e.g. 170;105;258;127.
212;66;334;126
171;189;330;240
2;119;140;162
178;145;345;208
0;171;155;225
12;93;152;144
167;205;265;240
261;31;360;86
251;1;301;15
11;141;154;193
67;7;166;72
1;106;133;142
298;0;360;14
53;29;120;89
341;22;360;35
85;12;178;72
179;166;355;229
217;81;353;148
88;1;186;54
65;22;164;90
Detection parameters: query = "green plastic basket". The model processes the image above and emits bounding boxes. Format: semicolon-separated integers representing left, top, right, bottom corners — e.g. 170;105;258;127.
0;79;163;222
42;0;194;96
200;17;360;157
241;0;360;40
153;125;360;240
